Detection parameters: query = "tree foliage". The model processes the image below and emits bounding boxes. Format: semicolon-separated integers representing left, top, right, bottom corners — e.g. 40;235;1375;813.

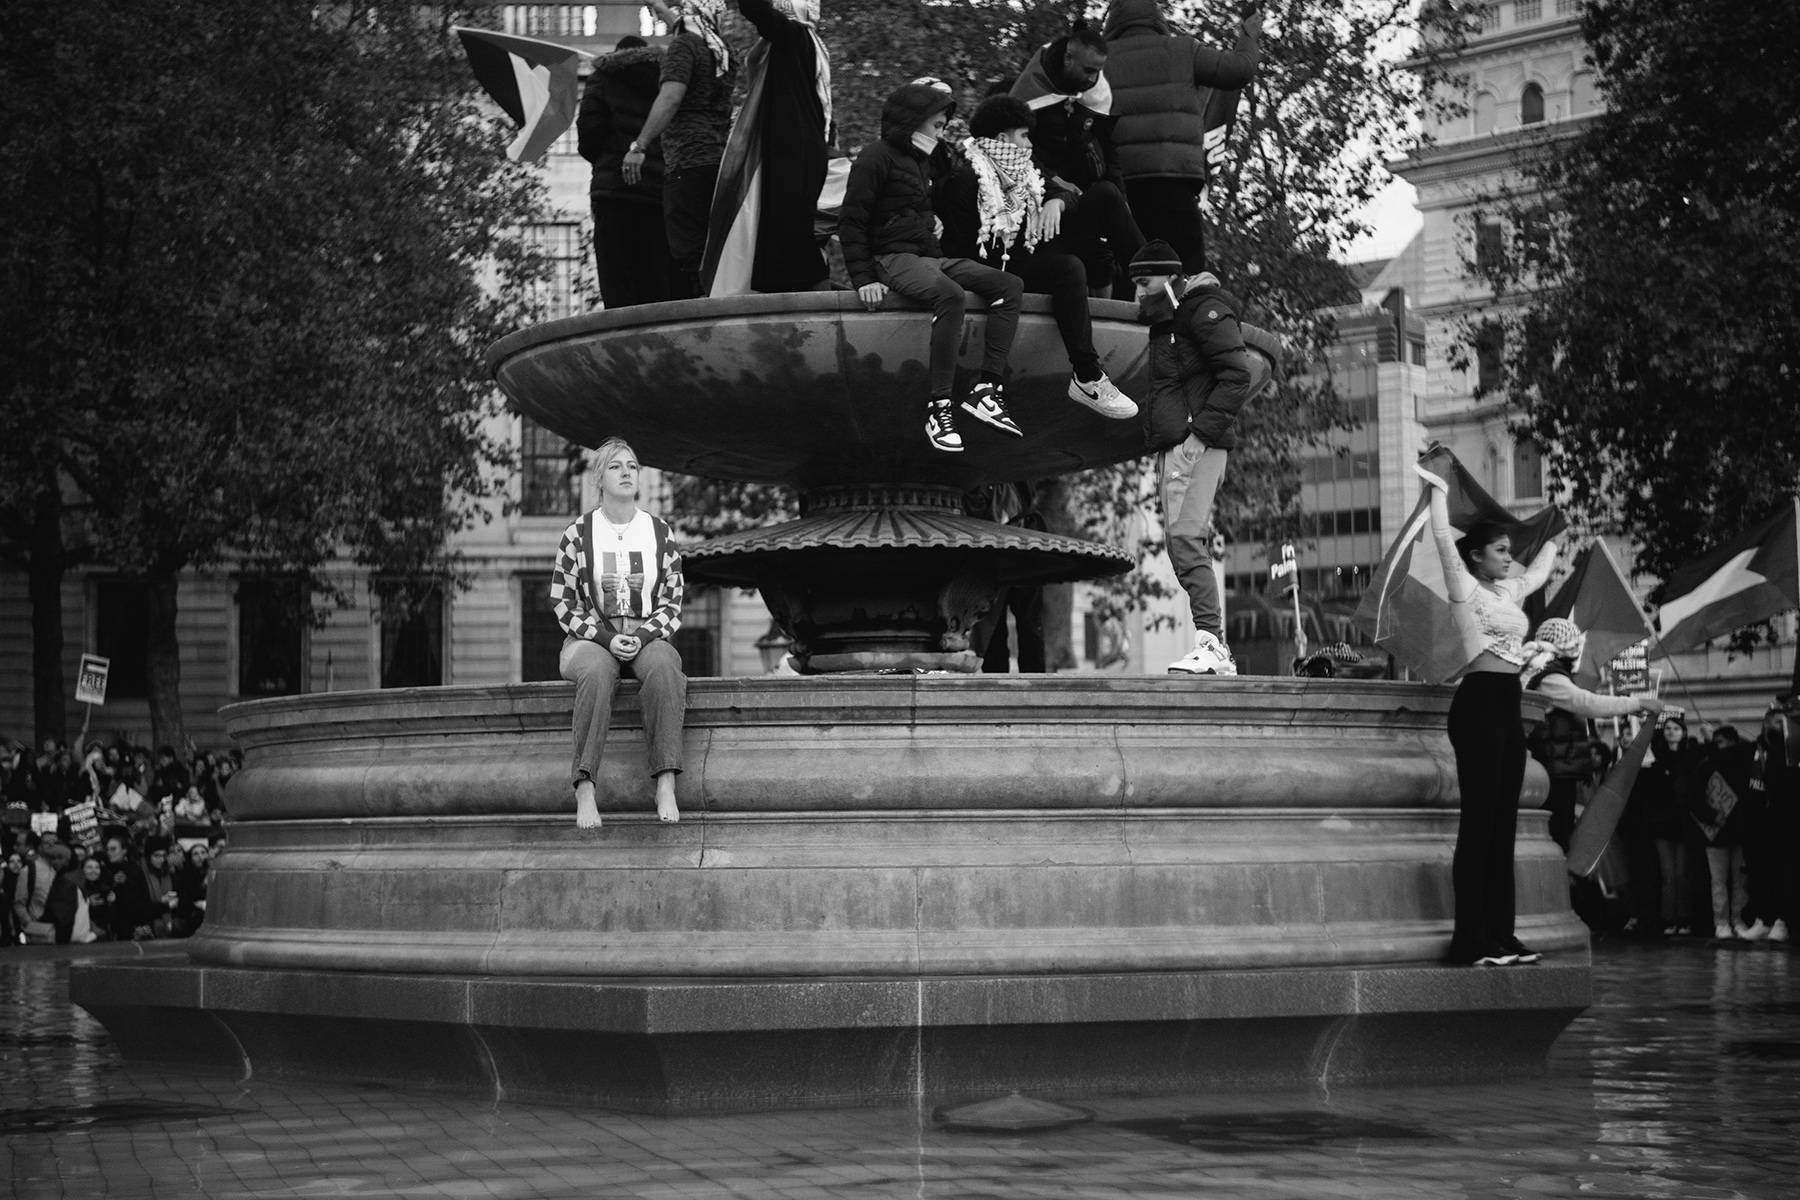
0;0;549;743
1471;0;1800;583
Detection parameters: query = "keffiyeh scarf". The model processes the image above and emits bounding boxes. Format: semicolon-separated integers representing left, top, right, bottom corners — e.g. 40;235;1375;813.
966;137;1044;264
680;0;732;77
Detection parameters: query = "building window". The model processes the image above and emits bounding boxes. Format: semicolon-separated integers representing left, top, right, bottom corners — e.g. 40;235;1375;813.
1514;0;1541;22
1520;83;1546;125
1410;339;1427;365
93;579;150;700
503;6;599;38
1475;218;1506;274
519;572;565;683
1475;323;1505;395
1478;5;1499;33
238;577;306;697
521;416;584;517
1555;0;1577;14
1513;438;1545;500
526;221;585;321
670;589;722;677
1571;71;1599;113
1473;90;1497;135
378;582;446;688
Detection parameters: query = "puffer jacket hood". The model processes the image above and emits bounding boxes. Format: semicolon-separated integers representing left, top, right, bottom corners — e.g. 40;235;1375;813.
1103;0;1173;38
880;82;956;145
595;44;663;75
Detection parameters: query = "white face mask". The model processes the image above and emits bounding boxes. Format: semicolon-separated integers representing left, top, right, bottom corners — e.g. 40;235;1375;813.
910;130;939;155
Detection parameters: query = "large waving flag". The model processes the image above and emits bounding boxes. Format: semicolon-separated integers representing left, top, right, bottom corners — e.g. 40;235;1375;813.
1651;498;1800;655
1353;445;1567;683
1541;539;1654;689
455;27;585;163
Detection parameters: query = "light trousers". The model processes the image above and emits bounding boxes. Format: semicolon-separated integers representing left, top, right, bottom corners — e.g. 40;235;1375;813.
560;637;686;787
1159;435;1229;637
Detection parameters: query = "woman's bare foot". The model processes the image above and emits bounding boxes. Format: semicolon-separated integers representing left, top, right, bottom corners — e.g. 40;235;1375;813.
574;778;602;830
654;772;679;823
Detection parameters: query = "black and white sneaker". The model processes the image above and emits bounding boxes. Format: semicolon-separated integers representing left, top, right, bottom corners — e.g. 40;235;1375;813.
925;398;964;452
1499;937;1542;964
960;381;1024;437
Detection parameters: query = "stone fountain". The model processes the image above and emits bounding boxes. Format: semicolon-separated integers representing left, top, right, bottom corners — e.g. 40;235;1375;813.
71;294;1590;1113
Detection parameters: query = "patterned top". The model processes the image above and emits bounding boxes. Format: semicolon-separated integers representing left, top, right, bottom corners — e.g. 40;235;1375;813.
551;509;684;644
660;32;736;170
1431;518;1555;668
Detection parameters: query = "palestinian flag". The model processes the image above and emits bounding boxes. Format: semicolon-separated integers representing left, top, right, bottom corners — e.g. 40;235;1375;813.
1541;539;1654;689
1011;44;1113;115
1652;498;1800;655
455;27;585;163
1353;445;1567;683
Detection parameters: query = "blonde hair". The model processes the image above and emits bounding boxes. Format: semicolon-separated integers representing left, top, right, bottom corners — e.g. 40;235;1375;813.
592;437;637;477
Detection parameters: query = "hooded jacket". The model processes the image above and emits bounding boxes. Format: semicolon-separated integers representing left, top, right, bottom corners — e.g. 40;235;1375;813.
1102;0;1259;181
1010;38;1120;193
1142;277;1256;451
577;45;666;202
838;83;954;288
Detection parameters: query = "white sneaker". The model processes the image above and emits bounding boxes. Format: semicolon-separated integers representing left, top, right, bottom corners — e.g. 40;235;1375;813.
1715;922;1734;940
1769;919;1790;943
1168;630;1237;676
1068;372;1138;419
1738;919;1771;941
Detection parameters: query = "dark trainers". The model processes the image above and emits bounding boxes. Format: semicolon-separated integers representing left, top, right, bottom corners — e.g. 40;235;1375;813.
961;381;1023;437
925;398;963;452
1445;941;1517;967
1499;937;1542;964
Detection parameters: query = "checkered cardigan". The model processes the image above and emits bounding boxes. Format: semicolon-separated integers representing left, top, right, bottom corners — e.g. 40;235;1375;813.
550;509;684;643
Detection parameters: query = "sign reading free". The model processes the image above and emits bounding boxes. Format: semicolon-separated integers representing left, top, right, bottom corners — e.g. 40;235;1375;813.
75;653;110;705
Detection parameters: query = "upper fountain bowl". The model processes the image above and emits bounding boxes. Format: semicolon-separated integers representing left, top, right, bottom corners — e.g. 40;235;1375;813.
486;292;1161;490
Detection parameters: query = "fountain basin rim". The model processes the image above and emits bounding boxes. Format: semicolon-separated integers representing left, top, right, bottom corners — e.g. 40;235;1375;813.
484;291;1137;376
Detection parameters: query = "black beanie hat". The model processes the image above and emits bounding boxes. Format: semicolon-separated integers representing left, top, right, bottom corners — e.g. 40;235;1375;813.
1129;239;1183;276
970;95;1034;139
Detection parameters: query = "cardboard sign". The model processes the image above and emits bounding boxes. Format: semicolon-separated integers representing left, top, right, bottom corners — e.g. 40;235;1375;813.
75;653;110;705
1606;644;1648;693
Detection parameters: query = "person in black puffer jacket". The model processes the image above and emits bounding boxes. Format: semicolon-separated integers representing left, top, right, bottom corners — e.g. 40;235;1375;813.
1102;0;1259;273
839;81;1024;455
578;36;674;307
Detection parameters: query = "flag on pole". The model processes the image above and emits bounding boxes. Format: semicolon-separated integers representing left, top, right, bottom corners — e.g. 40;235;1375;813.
1651;498;1800;656
1353;445;1567;683
1566;715;1655;877
1541;539;1654;689
454;27;585;163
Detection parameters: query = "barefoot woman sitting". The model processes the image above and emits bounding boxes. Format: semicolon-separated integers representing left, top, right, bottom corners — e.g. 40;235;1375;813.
551;438;688;827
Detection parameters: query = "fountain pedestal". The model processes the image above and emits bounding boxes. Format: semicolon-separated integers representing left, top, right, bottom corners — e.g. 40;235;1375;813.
71;296;1591;1111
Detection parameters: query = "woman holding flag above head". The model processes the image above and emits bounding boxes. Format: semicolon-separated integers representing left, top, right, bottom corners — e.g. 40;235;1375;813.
1415;455;1562;966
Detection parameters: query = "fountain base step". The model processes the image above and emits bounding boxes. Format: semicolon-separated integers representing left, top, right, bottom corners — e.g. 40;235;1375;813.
73;956;1588;1114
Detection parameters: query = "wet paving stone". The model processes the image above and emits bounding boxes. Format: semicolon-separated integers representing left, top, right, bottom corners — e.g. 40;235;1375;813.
1110;1111;1442;1152
3;935;1798;1199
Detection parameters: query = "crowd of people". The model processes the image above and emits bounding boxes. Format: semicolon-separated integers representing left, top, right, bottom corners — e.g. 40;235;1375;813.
574;0;1270;685
578;3;1259;449
1598;707;1800;943
2;736;225;946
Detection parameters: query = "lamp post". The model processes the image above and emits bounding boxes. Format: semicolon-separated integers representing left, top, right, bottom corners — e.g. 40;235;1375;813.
754;619;793;674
